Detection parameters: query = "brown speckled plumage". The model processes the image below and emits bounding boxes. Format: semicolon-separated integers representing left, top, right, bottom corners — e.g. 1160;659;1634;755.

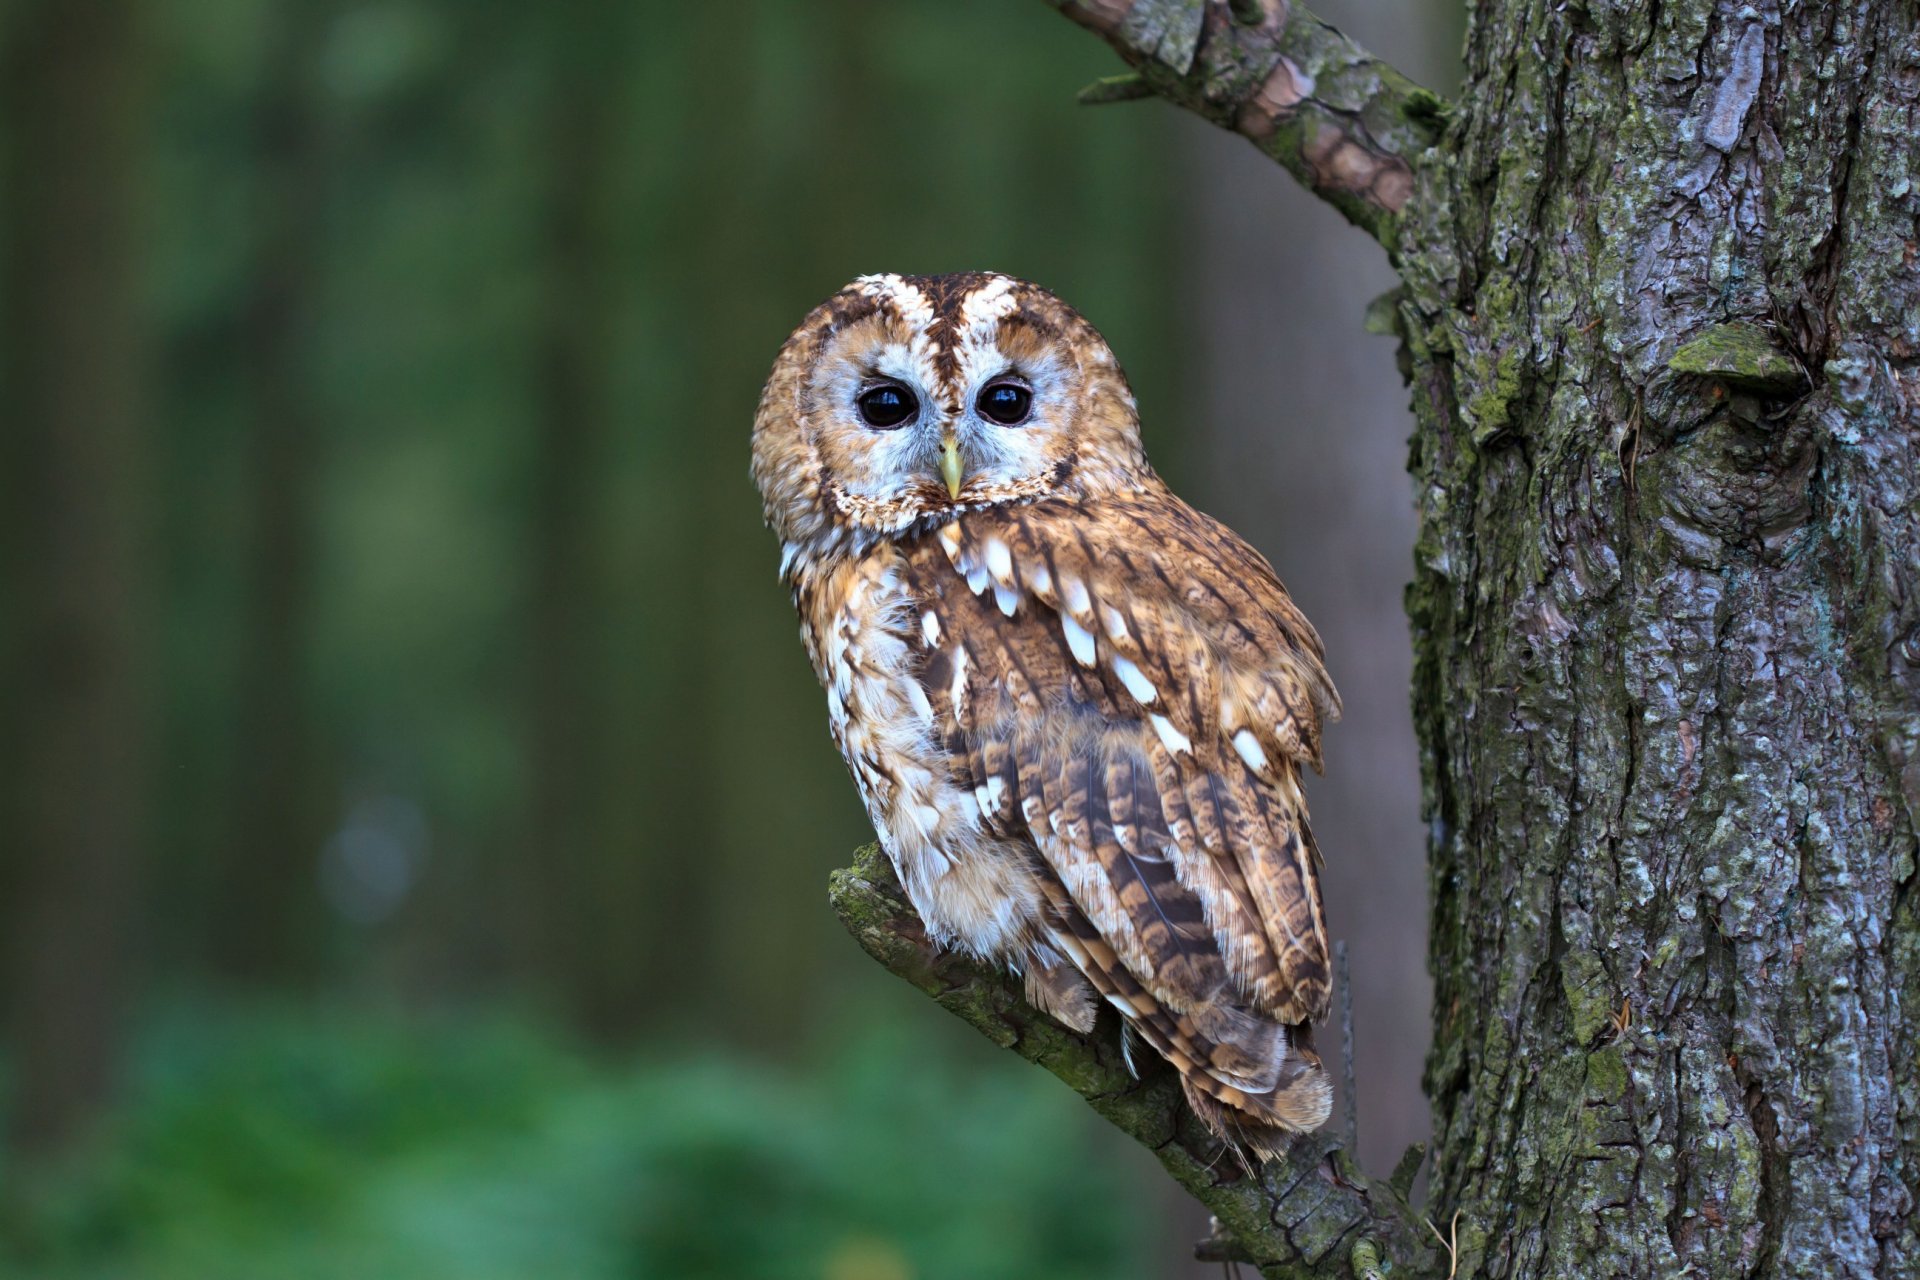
753;273;1341;1152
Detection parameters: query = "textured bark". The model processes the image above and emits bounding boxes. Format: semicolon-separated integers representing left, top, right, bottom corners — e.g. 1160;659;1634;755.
1047;0;1439;247
833;0;1920;1274
1400;0;1920;1273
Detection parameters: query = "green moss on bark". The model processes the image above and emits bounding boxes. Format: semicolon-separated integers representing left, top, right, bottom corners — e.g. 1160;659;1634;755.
1667;323;1808;393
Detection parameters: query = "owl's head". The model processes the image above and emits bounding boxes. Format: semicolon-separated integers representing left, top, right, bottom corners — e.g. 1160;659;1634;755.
752;272;1149;559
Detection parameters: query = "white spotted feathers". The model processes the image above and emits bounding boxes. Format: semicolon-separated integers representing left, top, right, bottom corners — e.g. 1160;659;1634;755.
754;272;1344;1153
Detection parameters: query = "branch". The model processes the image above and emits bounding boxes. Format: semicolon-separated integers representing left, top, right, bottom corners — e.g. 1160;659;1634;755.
1049;0;1444;250
830;845;1435;1278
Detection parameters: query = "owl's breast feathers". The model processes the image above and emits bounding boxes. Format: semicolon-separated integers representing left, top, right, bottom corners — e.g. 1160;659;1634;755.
804;482;1342;1147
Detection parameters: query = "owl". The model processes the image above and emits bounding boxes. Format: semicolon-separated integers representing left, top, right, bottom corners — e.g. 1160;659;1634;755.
752;272;1340;1154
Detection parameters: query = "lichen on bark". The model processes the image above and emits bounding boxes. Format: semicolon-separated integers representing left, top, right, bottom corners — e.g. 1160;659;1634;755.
1394;0;1920;1273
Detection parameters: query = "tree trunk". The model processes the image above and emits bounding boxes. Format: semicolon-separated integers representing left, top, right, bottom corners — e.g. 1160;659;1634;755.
835;1;1920;1274
216;0;332;986
1;0;151;1162
1404;0;1918;1273
525;2;630;1037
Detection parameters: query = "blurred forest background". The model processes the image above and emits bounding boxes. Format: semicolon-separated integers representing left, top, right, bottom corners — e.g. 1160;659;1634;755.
0;0;1458;1276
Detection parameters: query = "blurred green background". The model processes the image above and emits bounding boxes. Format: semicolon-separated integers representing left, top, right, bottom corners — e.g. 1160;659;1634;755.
0;0;1457;1276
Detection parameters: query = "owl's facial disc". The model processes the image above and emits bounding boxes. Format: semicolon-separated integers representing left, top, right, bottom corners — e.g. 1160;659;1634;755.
755;272;1148;552
805;306;1083;533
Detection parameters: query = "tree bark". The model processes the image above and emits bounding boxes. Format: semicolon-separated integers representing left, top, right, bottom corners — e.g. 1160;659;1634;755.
1404;0;1918;1272
834;1;1920;1274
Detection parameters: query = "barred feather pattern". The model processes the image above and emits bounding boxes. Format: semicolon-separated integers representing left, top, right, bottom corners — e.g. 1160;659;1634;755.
795;484;1339;1147
758;272;1342;1152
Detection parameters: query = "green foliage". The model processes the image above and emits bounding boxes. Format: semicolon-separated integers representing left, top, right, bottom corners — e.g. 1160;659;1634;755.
7;1006;1154;1280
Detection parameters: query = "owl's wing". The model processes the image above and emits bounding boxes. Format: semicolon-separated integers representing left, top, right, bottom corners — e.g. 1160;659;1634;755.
902;487;1339;1123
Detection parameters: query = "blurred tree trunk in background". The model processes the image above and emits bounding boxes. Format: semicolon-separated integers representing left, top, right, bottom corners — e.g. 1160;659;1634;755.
1;0;151;1160
213;0;333;986
526;2;630;1037
688;0;875;1040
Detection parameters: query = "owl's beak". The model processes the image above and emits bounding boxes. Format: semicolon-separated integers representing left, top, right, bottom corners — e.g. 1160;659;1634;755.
939;433;965;500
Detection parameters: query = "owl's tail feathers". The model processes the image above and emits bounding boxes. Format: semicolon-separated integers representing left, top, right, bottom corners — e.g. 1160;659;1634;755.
1022;948;1099;1034
1179;1038;1332;1162
1034;921;1331;1160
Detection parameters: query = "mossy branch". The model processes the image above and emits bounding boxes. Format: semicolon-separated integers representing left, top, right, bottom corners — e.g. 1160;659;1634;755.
829;845;1436;1278
1044;0;1443;251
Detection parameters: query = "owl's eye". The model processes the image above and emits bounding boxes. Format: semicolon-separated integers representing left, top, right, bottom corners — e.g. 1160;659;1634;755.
977;380;1033;426
857;383;917;429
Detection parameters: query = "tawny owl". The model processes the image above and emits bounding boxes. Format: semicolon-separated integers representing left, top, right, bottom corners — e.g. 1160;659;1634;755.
752;272;1339;1153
